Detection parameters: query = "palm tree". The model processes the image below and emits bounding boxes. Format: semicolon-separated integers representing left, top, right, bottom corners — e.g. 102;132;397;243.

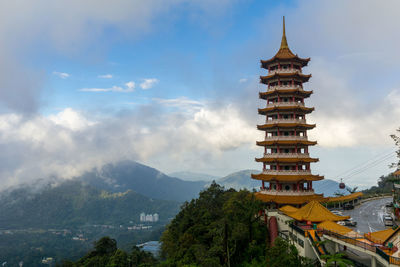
321;253;354;267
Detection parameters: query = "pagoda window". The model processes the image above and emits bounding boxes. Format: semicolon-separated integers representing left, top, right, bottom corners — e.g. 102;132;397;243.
284;149;289;153
285;185;290;191
284;166;290;170
284;132;289;136
273;184;277;190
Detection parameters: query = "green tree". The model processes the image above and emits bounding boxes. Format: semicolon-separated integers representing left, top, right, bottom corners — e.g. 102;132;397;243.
160;182;267;266
321;253;354;267
265;237;315;267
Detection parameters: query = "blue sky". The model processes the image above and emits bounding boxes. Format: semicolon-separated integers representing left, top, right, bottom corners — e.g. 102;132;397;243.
0;0;399;189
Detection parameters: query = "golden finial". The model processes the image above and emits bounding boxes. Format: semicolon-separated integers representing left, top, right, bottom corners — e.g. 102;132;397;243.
280;16;289;49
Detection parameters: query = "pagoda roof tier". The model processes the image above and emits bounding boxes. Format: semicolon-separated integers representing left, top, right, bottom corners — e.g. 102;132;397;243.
260;72;311;84
259;89;313;99
255;154;319;163
255;192;323;205
251;171;324;182
258;105;314;115
257;122;316;130
260;17;310;68
256;139;317;146
279;201;350;222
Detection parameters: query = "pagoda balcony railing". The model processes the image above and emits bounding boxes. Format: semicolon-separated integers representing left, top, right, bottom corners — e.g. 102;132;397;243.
264;136;308;141
263;152;310;158
259;189;315;196
266;102;305;108
261;169;312;175
265;118;306;124
268;69;302;75
268;84;303;91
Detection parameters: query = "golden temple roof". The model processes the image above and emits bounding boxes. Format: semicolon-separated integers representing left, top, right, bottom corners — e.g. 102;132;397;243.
394;169;400;176
280;205;299;213
255;192;324;204
256;140;318;146
258;106;315;114
257;123;316;130
317;221;353;235
260;72;312;83
366;228;399;244
325;192;363;203
259;89;313;99
260;17;310;67
255;156;319;164
280;200;350;222
251;172;324;182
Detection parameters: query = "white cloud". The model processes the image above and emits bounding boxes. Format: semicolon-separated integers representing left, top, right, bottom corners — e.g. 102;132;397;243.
98;74;113;79
125;81;135;90
239;78;247;83
80;81;135;93
140;78;158;90
0;101;259;188
153;97;204;110
52;71;70;79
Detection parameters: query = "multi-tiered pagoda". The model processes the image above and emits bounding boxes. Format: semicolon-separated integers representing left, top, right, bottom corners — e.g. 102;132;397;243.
251;17;324;208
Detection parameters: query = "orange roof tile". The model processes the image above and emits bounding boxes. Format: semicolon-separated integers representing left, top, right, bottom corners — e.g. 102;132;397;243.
366;228;398;244
260;17;310;67
279;205;299;214
326;192;363;203
281;200;350;222
317;221;352;235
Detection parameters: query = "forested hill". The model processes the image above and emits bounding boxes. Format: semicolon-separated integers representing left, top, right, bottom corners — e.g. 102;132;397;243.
0;180;180;229
79;161;207;202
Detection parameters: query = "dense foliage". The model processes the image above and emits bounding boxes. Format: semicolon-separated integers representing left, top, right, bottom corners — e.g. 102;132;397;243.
62;237;158;267
160;182;266;266
160;183;318;266
265;237;315;267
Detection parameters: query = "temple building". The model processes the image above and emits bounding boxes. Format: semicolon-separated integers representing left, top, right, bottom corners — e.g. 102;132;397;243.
251;17;324;207
252;17;400;267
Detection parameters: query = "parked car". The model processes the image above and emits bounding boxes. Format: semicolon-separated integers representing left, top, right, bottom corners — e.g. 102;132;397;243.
343;219;357;227
343;203;354;210
384;215;393;226
331;210;343;216
386;202;394;208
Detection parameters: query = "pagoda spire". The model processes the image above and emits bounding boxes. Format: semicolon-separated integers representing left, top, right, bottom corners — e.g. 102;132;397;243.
280;16;289;50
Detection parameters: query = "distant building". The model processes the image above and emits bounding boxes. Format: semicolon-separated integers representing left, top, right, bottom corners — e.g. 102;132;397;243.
145;214;153;222
140;212;146;222
153;213;159;222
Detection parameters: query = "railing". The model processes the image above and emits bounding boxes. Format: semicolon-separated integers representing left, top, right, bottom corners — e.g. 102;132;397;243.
265;119;306;124
262;170;312;175
259;189;315;196
289;223;305;236
376;247;390;261
268;84;303;91
264;136;308;141
321;229;376;252
268;69;302;75
320;229;400;266
266;102;305;108
263;152;310;158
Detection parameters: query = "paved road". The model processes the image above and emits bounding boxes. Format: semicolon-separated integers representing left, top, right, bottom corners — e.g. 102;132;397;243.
339;197;392;233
